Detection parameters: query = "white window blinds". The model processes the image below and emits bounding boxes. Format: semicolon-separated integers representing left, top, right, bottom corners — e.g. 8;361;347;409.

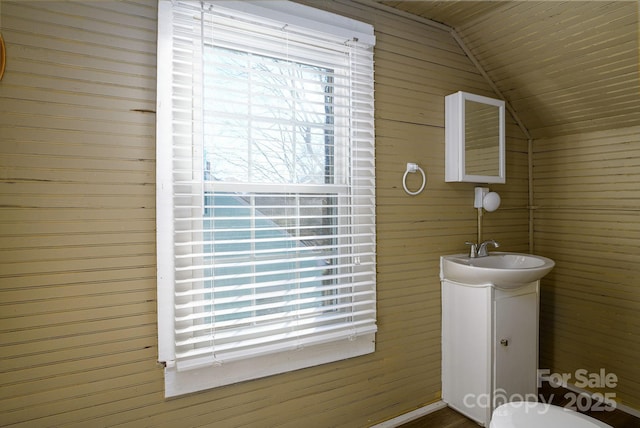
157;0;376;397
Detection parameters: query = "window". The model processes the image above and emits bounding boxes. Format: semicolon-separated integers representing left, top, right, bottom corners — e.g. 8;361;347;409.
156;0;376;397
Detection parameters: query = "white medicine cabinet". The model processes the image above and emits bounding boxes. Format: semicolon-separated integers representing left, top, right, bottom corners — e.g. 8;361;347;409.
445;91;506;184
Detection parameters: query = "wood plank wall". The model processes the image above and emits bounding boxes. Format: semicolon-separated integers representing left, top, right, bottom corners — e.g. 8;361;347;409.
0;1;528;427
534;125;640;411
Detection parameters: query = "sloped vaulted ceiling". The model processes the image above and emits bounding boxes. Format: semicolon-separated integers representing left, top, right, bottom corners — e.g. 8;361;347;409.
379;1;640;139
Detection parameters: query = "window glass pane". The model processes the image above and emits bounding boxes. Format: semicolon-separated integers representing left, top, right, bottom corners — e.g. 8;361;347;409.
204;46;334;185
204;193;340;328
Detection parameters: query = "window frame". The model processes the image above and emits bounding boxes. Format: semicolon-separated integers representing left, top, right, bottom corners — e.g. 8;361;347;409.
156;0;376;397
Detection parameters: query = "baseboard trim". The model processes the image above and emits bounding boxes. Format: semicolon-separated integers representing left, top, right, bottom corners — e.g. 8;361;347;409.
542;375;640;419
370;400;447;428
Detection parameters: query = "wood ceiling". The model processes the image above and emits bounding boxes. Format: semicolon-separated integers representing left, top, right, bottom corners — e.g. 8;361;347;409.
378;1;640;139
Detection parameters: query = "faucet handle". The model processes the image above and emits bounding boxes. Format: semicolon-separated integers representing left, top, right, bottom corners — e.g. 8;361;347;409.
465;241;478;258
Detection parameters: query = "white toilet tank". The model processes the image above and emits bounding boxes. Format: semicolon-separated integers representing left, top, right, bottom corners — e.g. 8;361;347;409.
490;402;613;428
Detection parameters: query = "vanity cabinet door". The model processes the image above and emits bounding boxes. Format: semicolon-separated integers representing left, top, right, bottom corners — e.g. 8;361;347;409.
493;287;539;404
441;280;493;425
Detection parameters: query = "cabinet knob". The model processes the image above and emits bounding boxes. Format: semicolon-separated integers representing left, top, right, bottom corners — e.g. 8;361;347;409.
500;339;509;347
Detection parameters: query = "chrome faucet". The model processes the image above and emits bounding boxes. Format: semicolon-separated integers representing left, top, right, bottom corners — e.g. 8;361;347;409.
478;239;500;257
465;240;500;258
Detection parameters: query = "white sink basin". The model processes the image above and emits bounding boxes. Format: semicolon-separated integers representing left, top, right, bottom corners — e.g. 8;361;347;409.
440;252;555;288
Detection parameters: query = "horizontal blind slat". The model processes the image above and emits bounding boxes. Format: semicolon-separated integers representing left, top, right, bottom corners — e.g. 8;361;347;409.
175;324;378;371
175;298;377;337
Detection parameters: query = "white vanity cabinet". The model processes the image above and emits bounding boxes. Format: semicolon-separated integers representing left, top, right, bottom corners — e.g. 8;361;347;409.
441;279;539;426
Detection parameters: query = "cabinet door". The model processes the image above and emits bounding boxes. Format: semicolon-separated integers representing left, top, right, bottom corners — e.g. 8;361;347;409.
494;290;538;404
442;281;493;425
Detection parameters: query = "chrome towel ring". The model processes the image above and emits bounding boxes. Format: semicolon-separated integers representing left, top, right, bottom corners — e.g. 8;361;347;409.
402;162;426;196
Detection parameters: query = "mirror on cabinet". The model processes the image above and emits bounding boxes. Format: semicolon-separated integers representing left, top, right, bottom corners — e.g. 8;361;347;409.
445;91;505;184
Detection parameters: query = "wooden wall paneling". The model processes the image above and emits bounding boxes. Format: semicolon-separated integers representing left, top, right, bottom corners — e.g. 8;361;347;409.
0;1;529;427
534;125;640;411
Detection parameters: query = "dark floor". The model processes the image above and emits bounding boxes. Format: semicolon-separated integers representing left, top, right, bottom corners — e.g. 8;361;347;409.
399;383;640;428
